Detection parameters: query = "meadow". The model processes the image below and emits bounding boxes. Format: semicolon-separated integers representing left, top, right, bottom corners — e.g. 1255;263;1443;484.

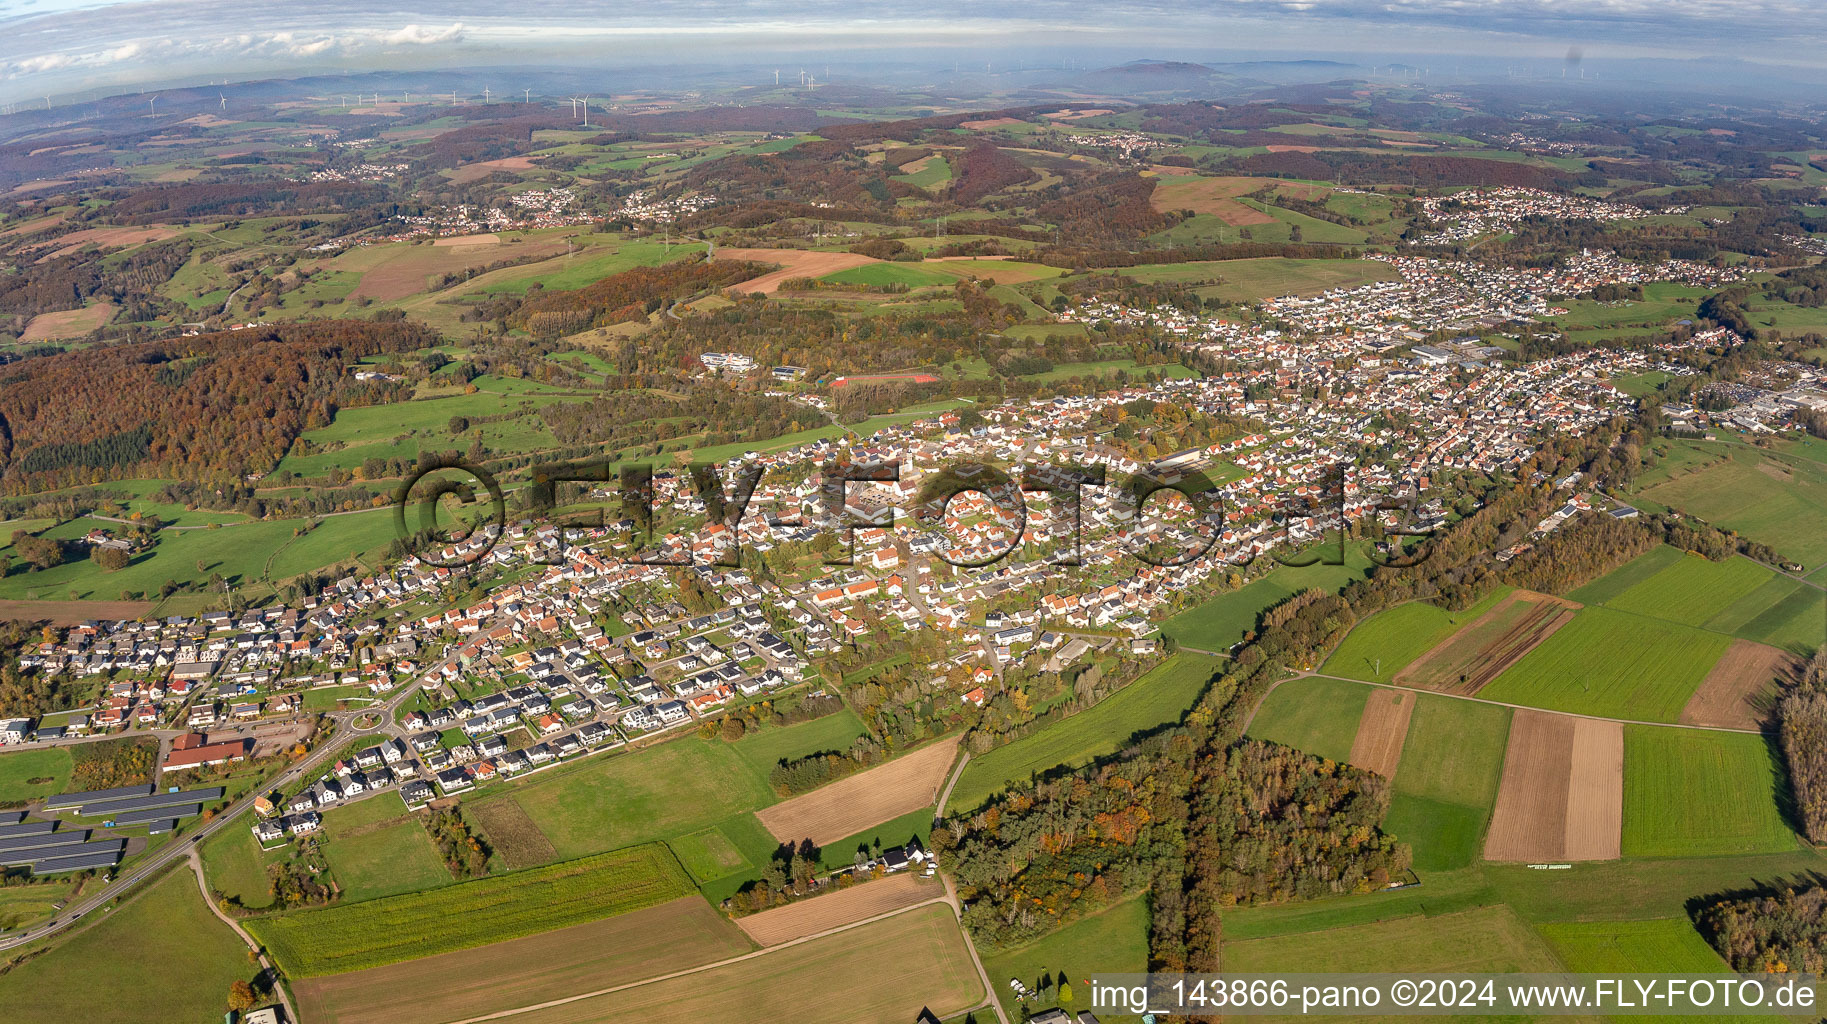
1479;607;1731;723
1114;257;1399;302
981;897;1150;1023
1631;439;1827;570
0;745;74;803
1160;542;1374;651
1382;695;1513;871
1601;552;1776;628
1321;588;1511;683
318;797;454;903
945;652;1220;813
247;843;696;977
1222;904;1564;974
1537;917;1731;973
200;822;286;910
1570;544;1822;655
1243;675;1372;765
1620;726;1798;858
0;867;252;1023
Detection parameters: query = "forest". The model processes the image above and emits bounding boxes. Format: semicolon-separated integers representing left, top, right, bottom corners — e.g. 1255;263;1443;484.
1778;649;1827;844
1701;886;1827;973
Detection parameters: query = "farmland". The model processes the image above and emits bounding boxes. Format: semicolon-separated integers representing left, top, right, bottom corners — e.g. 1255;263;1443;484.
0;868;252;1024
1244;675;1372;764
1538;917;1732;972
494;903;984;1024
1482;711;1623;863
1382;695;1512;870
317;798;454;903
1478;607;1731;723
246;843;696;977
290;896;752;1024
1222;904;1566;974
1346;687;1415;777
1114;256;1400;302
735;872;941;946
1631;439;1827;569
0;745;74;803
755;734;958;846
1620;727;1798;858
1396;590;1578;695
1601;551;1777;628
945;652;1220;813
1322;587;1512;682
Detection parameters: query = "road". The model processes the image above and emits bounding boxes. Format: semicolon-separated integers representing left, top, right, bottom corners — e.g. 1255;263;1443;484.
190;849;298;1024
0;689;417;952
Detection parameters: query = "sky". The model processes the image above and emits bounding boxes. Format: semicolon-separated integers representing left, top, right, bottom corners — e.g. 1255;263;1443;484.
3;0;1827;104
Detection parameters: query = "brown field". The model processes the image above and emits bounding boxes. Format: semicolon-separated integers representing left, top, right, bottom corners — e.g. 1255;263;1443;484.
292;896;752;1024
896;155;940;176
719;247;881;295
0;598;155;625
1397;590;1579;695
31;225;181;261
445;156;540;184
433;232;502;247
755;735;959;847
337;239;569;302
1347;688;1415;778
737;873;940;946
1046;108;1114;120
20;302;116;341
1210;199;1278;226
1483;711;1622;862
467;795;558;869
1679;639;1801;730
1149;174;1332;217
0;213;66;238
961;117;1024;130
477;903;982;1024
1266;145;1323;153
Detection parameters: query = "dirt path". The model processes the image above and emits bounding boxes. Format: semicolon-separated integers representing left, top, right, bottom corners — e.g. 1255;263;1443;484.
190;850;297;1024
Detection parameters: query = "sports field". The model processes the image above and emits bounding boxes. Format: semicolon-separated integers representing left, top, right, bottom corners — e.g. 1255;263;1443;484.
1244;675;1372;764
291;896;752;1024
1620;726;1798;858
1479;607;1731;723
946;652;1220;812
494;903;984;1024
0;867;252;1024
247;843;696;977
1322;588;1511;682
1381;695;1511;870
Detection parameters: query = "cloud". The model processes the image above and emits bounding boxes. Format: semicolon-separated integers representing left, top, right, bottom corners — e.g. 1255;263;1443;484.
380;23;467;47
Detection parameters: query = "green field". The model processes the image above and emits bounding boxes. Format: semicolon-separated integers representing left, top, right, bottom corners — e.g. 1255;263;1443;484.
1537;917;1730;972
1243;675;1372;764
473;734;780;865
1566;545;1689;606
820;262;960;288
1321;588;1511;683
730;707;869;776
1621;726;1798;858
1161;542;1374;651
0;868;253;1023
1631;439;1827;569
1602;552;1776;628
1479;607;1731;723
0;746;74;803
945;653;1220;813
981;897;1150;1024
1383;696;1512;871
1223;904;1565;974
0;880;73;931
1114;257;1399;303
200;823;284;910
319;797;454;903
246;843;695;977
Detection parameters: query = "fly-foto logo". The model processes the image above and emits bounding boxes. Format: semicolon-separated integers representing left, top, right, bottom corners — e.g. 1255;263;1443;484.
391;454;1438;571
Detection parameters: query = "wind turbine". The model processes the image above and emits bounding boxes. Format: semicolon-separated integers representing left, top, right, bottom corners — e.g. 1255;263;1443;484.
523;88;531;103
773;69;779;86
219;93;226;111
148;95;157;114
567;96;579;119
581;95;591;127
483;84;491;101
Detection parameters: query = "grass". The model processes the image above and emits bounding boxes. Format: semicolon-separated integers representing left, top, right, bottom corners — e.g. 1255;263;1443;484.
246;843;696;977
1537;917;1729;972
1565;544;1688;606
475;734;779;863
1116;257;1399;303
1631;439;1827;570
200;823;283;910
1478;607;1731;723
319;797;453;903
820;263;958;288
1321;588;1511;683
1244;675;1372;764
0;880;73;931
1621;726;1799;858
1222;904;1565;974
981;897;1150;1024
730;707;869;776
1383;695;1512;871
1160;541;1374;650
945;652;1220;813
0;746;74;803
0;867;252;1023
1602;552;1776;628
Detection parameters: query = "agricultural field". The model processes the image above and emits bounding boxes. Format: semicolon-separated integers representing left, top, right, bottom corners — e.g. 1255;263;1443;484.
946;652;1220;813
1244;675;1373;765
1483;711;1623;863
1631;439;1827;570
735;872;941;946
1346;688;1415;778
1479;607;1731;723
1537;917;1733;973
290;896;752;1024
0;880;74;931
0;745;74;803
1114;256;1400;302
317;797;454;903
755;734;958;846
1396;590;1579;695
1571;544;1824;657
1160;542;1375;650
730;707;870;776
492;903;983;1024
981;896;1151;1024
1321;588;1512;682
0;868;253;1024
1620;727;1798;858
246;843;696;977
1600;551;1777;628
1222;904;1566;974
1382;696;1512;870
